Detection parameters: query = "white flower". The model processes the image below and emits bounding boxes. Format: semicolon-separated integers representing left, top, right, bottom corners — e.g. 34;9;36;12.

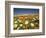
25;20;29;24
18;19;22;22
14;24;18;28
20;24;23;27
14;21;18;23
30;23;34;27
33;18;36;20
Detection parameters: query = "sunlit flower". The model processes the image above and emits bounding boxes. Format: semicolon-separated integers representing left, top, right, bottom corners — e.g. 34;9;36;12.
14;24;18;28
33;18;36;20
18;19;22;22
30;23;34;27
20;24;23;27
14;21;18;23
25;20;29;24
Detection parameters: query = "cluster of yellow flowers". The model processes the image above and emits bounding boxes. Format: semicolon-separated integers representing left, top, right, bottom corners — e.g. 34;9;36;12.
13;15;39;30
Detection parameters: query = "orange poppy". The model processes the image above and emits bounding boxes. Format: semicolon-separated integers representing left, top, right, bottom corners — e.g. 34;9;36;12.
19;16;24;20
